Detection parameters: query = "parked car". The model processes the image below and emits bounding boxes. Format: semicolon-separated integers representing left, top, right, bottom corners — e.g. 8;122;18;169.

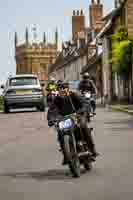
1;74;45;113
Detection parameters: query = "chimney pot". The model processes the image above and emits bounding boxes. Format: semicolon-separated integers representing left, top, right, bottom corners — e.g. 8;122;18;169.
81;9;83;15
97;0;100;4
77;10;79;15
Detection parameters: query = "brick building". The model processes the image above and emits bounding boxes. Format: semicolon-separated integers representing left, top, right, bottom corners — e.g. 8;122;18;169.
49;0;104;82
99;0;133;102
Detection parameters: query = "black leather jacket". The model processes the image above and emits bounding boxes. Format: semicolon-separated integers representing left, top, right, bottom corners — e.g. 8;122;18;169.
47;92;83;122
78;79;97;94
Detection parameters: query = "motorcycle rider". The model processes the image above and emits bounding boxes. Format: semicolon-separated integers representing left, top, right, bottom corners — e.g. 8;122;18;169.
79;73;97;115
47;80;99;164
46;80;58;106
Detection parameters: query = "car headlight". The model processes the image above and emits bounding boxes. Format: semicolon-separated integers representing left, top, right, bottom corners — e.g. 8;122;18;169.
59;119;73;130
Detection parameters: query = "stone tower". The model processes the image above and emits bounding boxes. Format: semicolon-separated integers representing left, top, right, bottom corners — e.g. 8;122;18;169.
89;0;103;33
72;10;85;41
15;28;58;83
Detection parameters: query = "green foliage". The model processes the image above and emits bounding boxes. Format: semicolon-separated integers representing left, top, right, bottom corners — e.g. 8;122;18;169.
112;40;132;74
0;96;3;111
111;26;133;75
112;26;128;42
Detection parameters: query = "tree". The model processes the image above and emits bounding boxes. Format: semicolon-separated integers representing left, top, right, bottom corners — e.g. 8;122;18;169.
111;26;133;101
111;26;133;76
112;40;132;75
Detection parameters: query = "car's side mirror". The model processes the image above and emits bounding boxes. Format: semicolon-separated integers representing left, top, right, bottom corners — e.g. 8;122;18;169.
1;85;4;89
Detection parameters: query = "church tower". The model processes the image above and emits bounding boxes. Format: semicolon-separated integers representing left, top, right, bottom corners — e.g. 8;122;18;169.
15;29;59;83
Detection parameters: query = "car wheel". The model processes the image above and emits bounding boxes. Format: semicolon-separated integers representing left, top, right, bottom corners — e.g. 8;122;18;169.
4;104;10;113
37;104;45;112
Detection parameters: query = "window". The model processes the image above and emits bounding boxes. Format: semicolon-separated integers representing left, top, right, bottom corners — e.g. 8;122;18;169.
9;77;38;86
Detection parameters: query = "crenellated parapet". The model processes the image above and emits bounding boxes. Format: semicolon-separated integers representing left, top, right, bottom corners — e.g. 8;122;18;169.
15;28;58;49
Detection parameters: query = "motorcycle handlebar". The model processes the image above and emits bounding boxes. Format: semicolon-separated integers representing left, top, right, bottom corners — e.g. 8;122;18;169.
49;113;77;126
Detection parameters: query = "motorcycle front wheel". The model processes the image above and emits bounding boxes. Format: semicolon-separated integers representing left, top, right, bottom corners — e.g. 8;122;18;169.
63;135;80;178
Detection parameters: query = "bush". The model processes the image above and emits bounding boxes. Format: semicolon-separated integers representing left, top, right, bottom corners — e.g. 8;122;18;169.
0;96;4;110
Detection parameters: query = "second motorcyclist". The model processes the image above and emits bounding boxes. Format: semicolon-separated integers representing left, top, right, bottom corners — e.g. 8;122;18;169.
79;73;97;115
46;80;58;107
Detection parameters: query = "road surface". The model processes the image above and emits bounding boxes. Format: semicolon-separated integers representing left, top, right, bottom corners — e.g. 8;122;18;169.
0;108;132;200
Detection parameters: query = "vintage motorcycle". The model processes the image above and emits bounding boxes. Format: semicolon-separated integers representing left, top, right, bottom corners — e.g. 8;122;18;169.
83;91;96;116
52;111;94;178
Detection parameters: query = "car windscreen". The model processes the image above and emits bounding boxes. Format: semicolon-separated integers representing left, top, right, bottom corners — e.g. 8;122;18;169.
9;77;38;86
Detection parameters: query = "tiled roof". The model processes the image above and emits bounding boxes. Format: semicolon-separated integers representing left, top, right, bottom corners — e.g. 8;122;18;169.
98;6;122;38
49;42;88;73
102;0;126;21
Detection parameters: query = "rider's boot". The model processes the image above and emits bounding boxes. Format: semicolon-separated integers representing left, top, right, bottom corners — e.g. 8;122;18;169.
59;143;68;165
86;129;100;160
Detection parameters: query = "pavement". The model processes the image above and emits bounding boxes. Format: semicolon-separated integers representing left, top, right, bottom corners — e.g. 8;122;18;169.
109;104;133;115
0;108;132;199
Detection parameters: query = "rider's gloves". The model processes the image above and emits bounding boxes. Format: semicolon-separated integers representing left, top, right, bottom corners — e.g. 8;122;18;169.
48;120;54;127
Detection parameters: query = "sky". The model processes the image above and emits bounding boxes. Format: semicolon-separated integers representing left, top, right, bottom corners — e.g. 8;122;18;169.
0;0;114;84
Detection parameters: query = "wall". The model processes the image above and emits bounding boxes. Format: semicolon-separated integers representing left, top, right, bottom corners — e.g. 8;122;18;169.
64;55;87;81
125;0;133;37
15;43;58;82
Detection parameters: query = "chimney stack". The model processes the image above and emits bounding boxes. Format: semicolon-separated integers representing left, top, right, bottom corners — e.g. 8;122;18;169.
89;0;103;32
72;9;85;41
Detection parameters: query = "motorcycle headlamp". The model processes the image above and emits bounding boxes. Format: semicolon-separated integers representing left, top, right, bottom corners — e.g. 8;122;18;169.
59;118;73;130
84;92;91;98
